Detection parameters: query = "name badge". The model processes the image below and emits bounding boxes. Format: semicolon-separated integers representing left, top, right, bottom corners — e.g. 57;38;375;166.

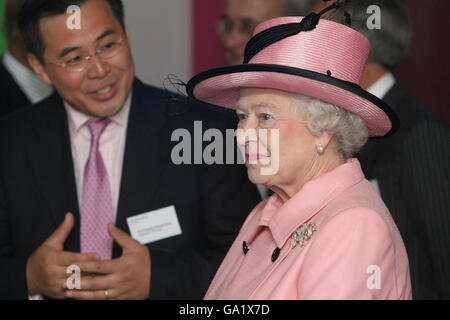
126;206;182;245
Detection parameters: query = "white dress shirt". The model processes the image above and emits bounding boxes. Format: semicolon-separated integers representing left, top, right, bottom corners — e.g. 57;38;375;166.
367;71;396;100
2;51;53;104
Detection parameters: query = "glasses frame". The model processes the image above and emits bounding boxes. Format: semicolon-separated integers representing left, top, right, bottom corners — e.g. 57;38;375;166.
47;37;127;73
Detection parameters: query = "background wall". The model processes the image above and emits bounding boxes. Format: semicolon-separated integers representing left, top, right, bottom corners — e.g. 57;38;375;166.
0;0;6;55
192;0;226;74
395;0;450;124
123;0;192;88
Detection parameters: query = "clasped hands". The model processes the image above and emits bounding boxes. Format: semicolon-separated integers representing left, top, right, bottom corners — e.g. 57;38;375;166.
26;213;151;300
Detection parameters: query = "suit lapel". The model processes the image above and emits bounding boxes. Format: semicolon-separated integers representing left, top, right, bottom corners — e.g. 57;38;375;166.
357;82;404;179
28;94;80;252
382;82;404;110
113;79;170;257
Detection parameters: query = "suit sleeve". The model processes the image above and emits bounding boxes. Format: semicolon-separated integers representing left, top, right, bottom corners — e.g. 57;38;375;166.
148;111;262;299
401;119;450;298
298;208;410;300
0;165;29;299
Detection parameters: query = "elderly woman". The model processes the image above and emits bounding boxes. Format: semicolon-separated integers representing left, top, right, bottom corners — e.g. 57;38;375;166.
187;4;411;300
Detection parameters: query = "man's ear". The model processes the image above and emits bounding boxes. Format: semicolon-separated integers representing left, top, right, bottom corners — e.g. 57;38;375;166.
27;53;53;86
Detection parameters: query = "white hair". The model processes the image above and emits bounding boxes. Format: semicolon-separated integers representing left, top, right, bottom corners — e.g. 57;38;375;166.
291;94;369;159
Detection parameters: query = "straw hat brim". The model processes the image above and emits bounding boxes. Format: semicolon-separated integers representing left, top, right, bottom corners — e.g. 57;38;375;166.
187;63;399;137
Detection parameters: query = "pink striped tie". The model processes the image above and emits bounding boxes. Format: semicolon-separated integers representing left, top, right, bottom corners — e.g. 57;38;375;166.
80;119;115;260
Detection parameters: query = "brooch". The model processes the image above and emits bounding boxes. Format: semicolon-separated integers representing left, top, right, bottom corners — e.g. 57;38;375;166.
291;223;316;248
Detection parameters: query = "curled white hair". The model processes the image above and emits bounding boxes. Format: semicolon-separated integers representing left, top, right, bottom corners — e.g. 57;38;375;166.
291;94;369;159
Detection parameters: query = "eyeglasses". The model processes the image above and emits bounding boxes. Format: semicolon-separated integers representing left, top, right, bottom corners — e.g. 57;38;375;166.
48;37;126;73
216;17;259;36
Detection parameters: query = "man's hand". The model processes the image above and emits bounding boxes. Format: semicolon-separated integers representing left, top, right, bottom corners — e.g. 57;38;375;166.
65;223;151;300
26;213;100;299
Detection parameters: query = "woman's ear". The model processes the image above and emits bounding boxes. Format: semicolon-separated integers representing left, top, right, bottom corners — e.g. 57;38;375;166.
27;53;53;86
314;131;334;155
315;131;334;149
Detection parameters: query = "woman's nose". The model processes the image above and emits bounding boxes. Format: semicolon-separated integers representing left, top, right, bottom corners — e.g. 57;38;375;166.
237;119;258;146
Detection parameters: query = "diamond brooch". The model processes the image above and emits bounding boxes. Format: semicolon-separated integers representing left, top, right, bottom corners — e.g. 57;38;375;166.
291;223;316;248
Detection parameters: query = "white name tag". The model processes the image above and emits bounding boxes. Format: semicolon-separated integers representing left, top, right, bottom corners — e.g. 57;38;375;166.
126;206;182;245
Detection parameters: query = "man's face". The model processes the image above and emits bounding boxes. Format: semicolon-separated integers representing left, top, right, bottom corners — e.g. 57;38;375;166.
220;0;286;65
30;0;135;118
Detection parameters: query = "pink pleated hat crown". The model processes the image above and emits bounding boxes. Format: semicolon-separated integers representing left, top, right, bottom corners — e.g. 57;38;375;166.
187;7;399;137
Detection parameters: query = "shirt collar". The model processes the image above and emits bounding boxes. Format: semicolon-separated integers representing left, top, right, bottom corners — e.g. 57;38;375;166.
2;50;53;104
260;159;365;248
64;92;132;135
367;72;396;100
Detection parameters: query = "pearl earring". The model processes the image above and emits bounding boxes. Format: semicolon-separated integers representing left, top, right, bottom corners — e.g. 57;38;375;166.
317;144;325;154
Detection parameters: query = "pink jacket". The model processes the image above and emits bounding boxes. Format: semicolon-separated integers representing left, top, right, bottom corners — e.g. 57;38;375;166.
205;159;412;300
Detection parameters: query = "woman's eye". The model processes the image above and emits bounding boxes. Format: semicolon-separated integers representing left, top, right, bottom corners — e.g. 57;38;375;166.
261;113;272;121
237;113;247;121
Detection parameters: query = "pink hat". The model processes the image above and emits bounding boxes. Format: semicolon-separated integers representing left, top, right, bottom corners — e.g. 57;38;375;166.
187;10;399;137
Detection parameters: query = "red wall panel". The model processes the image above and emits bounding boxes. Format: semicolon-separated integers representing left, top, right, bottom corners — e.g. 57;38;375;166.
192;0;226;75
394;0;450;124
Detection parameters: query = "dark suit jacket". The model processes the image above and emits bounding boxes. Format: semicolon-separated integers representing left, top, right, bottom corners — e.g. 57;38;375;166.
0;78;261;299
0;58;31;118
358;82;450;299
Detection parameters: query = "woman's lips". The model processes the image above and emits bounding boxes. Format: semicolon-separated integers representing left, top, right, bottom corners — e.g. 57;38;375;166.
246;154;269;163
88;82;118;101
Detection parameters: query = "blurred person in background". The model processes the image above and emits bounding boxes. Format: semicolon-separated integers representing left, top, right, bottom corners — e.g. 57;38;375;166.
0;0;53;117
313;0;450;299
218;0;317;66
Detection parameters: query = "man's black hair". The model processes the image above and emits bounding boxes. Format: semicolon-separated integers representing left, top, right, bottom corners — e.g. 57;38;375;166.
18;0;125;63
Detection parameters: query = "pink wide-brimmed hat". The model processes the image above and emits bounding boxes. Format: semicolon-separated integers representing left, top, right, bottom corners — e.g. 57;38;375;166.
187;7;399;137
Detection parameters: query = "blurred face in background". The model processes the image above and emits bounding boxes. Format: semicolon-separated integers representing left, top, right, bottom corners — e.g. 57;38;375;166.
219;0;286;65
311;1;329;14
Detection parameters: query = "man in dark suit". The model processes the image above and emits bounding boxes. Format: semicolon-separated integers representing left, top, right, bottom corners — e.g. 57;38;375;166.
0;58;29;116
0;0;53;117
321;0;450;299
0;0;261;300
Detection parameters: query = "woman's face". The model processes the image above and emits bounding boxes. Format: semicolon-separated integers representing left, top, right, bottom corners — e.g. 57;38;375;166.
236;88;318;190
